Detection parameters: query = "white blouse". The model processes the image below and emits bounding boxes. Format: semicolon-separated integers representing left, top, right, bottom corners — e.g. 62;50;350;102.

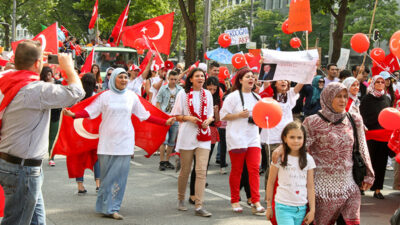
260;88;299;144
170;89;214;151
85;90;150;155
220;90;261;151
150;76;162;106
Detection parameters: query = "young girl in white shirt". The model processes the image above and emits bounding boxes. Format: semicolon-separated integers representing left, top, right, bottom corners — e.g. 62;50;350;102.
266;121;315;225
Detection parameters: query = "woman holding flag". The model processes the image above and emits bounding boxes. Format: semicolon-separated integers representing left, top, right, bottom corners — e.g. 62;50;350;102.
64;68;175;220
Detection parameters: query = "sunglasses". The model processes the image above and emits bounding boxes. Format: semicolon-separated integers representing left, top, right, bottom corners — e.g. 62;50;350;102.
375;81;385;84
318;80;325;83
107;73;112;76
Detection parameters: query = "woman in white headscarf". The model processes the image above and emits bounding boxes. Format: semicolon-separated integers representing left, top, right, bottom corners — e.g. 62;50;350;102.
64;68;175;220
342;77;361;114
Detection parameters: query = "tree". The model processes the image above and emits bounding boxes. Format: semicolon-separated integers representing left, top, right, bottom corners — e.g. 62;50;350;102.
178;0;197;68
312;0;355;63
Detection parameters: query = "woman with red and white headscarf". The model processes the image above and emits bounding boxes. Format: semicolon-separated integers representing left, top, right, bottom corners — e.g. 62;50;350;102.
360;75;392;199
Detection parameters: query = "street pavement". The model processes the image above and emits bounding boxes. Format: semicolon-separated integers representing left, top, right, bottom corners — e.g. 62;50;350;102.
1;148;399;225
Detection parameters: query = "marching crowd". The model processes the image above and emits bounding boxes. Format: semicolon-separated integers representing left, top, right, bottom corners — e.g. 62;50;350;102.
0;40;399;225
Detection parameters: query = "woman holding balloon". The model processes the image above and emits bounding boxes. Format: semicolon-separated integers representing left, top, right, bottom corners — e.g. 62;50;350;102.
220;68;265;215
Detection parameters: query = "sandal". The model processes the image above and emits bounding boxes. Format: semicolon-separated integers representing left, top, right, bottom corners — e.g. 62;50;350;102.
251;205;266;216
231;203;243;213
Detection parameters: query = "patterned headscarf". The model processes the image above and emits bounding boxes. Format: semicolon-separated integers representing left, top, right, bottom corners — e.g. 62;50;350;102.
319;82;348;123
367;75;385;98
109;68;128;94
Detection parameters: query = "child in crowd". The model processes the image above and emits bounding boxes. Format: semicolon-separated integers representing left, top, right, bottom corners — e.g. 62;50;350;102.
266;121;315;225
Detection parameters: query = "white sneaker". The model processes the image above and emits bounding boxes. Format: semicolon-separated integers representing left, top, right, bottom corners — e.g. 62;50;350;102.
387;165;394;171
48;160;55;167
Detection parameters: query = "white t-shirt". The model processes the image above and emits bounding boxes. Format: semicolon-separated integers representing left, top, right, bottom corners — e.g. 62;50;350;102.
273;153;316;206
85;90;150;155
171;89;214;151
324;77;340;87
220;90;261;151
127;76;144;95
260;88;299;144
150;76;162;105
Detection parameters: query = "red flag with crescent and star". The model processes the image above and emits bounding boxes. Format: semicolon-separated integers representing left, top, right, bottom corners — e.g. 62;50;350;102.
109;1;130;46
371;52;400;76
11;22;58;54
122;12;174;55
80;48;95;75
51;91;170;178
89;0;98;29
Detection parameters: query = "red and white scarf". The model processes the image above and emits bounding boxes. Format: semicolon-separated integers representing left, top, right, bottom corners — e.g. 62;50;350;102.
187;88;211;141
0;70;40;133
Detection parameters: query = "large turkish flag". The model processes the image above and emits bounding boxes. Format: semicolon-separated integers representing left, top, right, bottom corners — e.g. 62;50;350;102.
288;0;312;33
88;0;98;29
51;91;170;178
122;12;174;55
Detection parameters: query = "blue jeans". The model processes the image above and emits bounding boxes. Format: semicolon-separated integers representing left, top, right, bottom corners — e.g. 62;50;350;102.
0;158;46;225
275;202;307;225
75;160;100;182
163;122;179;147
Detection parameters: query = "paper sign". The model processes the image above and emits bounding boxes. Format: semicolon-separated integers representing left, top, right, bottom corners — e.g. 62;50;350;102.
225;28;250;45
260;49;319;84
337;48;350;70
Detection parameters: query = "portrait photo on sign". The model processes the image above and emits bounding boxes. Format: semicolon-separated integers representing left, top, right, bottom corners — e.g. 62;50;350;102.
259;63;277;81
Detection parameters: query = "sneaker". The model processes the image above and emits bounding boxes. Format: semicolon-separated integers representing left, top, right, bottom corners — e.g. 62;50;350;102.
220;167;227;174
48;160;55;167
165;161;175;170
387;165;394;171
78;189;87;196
154;151;160;156
96;187;99;193
178;200;187;211
159;162;166;171
195;208;212;217
105;212;123;220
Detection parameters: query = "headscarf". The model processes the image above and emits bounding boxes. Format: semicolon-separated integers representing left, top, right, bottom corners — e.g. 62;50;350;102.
109;68;128;94
342;77;358;100
367;75;385;98
102;67;114;90
311;75;323;105
319;82;348;123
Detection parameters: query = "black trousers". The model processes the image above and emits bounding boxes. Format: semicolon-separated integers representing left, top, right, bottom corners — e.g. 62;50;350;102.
218;128;228;168
240;161;251;199
367;140;390;191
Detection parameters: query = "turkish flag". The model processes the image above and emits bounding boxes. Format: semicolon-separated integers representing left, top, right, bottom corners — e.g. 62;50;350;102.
80;48;94;74
138;50;163;76
109;1;130;46
89;0;98;29
245;52;261;73
288;0;312;33
122;12;174;55
0;59;8;67
51;91;170;178
11;23;58;54
371;53;400;76
60;25;69;38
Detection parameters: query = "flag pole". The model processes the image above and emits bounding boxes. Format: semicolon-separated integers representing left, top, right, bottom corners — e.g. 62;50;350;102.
152;42;165;64
306;31;309;50
96;14;99;45
362;0;379;66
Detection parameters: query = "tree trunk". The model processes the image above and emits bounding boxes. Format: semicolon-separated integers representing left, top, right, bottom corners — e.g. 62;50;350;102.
331;0;348;64
3;24;10;51
170;19;183;56
178;0;197;69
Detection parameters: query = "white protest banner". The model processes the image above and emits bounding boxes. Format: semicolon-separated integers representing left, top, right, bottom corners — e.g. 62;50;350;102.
337;48;350;70
260;49;319;84
225;27;250;45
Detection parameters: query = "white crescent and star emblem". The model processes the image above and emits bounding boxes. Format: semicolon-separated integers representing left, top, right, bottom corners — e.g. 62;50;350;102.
223;34;230;41
201;129;208;135
141;21;164;41
234;56;242;64
224;70;229;76
73;118;99;139
373;49;382;57
391;38;400;52
37;34;46;51
92;5;97;17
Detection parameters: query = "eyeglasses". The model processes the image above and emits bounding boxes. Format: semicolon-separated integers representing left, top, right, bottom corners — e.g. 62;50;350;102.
318;80;325;83
375;81;385;84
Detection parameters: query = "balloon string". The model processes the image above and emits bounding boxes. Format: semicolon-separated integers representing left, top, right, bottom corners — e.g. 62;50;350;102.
266;116;271;168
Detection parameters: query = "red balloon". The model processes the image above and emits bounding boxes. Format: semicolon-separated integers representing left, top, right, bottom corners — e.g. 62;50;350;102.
133;38;146;51
290;37;301;48
396;153;400;164
370;48;385;63
231;53;247;69
351;33;370;53
253;98;282;129
378;107;400;130
282;19;291;35
204;52;210;60
390;31;400;58
218;33;231;48
218;66;230;83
